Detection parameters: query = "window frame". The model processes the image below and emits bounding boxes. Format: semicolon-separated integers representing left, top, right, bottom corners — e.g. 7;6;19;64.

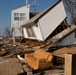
26;27;36;38
14;13;25;21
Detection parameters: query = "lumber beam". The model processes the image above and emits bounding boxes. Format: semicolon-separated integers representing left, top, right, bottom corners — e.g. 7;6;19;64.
65;54;76;75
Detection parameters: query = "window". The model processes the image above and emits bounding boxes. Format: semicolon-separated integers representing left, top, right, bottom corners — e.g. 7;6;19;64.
20;13;25;16
14;13;25;21
20;17;25;20
14;13;19;21
14;17;19;20
14;13;19;16
26;27;35;37
20;13;25;21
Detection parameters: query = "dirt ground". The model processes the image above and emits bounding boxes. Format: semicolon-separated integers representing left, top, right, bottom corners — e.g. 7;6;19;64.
0;57;64;75
0;58;24;75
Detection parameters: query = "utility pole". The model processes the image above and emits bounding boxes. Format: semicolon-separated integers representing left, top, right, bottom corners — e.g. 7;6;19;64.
26;0;28;5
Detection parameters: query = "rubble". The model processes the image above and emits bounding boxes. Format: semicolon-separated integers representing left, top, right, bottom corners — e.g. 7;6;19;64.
1;39;76;75
0;48;6;56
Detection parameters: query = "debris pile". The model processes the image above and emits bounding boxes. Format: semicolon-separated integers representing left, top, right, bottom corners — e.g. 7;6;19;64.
20;39;53;49
0;48;6;56
1;39;75;75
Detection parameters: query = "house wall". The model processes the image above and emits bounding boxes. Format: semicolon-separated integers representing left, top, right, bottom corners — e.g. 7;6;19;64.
11;5;29;37
38;1;66;41
23;28;28;38
33;26;43;41
54;31;76;46
23;25;43;41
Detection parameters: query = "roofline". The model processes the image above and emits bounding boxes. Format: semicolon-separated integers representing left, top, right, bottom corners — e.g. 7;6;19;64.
22;0;62;27
35;0;62;21
58;28;76;42
12;4;29;11
22;22;35;27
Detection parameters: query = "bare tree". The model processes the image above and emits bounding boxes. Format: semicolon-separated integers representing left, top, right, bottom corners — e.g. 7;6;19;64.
63;0;76;25
71;15;76;25
4;26;12;38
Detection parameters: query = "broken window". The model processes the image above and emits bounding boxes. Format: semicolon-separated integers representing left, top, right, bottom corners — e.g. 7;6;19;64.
26;27;35;37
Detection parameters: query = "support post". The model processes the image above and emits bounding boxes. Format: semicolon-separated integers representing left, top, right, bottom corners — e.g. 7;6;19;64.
65;54;76;75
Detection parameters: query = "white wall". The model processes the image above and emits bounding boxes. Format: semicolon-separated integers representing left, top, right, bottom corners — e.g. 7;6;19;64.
23;27;28;38
38;1;66;41
11;5;29;37
23;25;43;41
33;26;43;41
54;31;76;46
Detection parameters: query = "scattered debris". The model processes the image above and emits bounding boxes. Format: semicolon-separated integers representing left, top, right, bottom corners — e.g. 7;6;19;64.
0;48;6;56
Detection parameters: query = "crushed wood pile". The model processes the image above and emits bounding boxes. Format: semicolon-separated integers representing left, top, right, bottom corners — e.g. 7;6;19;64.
0;48;6;56
20;39;53;49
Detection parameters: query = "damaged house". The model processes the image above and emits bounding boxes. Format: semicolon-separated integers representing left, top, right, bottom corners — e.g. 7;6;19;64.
21;0;76;47
11;0;76;47
22;0;67;42
11;4;39;43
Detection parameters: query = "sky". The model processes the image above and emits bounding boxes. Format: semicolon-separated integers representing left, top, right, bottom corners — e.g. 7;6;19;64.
0;0;57;36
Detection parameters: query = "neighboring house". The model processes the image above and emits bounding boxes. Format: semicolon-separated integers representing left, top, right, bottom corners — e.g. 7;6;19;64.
11;5;30;37
11;4;39;43
52;25;76;46
22;0;68;41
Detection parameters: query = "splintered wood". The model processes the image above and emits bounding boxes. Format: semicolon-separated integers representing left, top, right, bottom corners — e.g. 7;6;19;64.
0;49;6;56
20;39;53;49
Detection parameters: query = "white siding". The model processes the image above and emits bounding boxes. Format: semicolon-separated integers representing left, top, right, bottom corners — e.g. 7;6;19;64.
38;1;66;40
11;5;29;37
33;26;43;41
23;25;43;41
23;28;28;38
54;31;76;46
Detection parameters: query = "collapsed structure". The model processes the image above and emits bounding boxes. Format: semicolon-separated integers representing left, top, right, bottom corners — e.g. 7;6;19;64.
22;0;67;41
21;0;76;47
0;0;76;75
11;0;76;47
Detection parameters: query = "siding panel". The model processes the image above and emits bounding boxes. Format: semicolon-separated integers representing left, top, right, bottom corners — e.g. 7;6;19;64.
11;5;29;37
33;26;43;41
38;1;66;40
56;32;76;46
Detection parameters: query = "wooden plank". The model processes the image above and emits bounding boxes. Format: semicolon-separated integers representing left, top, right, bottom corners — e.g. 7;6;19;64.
65;54;72;75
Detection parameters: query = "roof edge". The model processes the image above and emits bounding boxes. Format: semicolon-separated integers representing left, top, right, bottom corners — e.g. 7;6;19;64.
21;22;35;27
35;0;62;21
